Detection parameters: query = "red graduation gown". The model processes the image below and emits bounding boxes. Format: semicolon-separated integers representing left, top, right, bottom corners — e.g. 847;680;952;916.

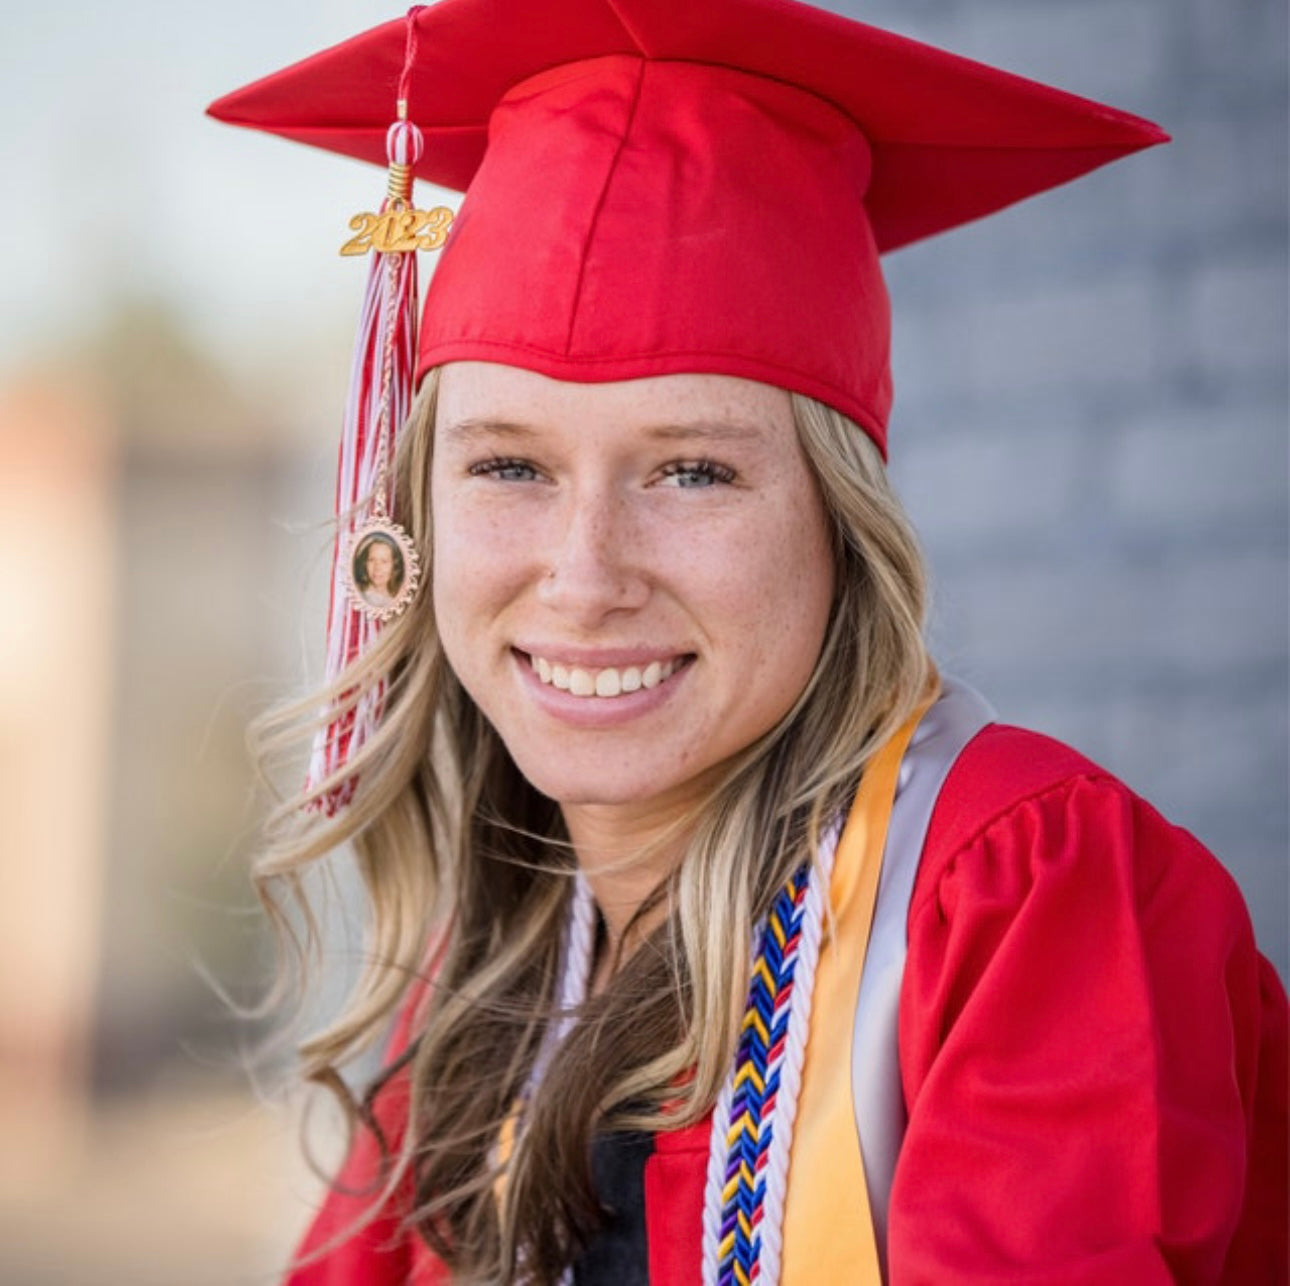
285;725;1288;1284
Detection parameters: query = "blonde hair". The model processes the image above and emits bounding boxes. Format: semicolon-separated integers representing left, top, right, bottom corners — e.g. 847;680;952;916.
252;373;931;1283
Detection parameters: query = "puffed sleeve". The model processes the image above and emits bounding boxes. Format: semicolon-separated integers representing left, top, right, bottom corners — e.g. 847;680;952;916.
891;736;1287;1285
285;982;449;1285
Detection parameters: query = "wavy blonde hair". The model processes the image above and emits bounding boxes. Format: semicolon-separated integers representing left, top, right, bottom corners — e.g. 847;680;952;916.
252;371;932;1283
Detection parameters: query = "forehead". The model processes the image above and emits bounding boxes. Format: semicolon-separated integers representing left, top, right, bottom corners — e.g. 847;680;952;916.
433;361;794;441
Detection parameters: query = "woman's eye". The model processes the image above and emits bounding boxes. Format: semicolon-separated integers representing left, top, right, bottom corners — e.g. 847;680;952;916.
657;460;737;489
467;456;540;482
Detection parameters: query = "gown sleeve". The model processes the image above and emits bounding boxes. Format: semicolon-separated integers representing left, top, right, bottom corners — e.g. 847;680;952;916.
890;726;1288;1285
284;981;449;1286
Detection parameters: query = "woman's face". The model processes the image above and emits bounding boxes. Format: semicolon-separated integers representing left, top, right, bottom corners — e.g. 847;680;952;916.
431;362;835;822
365;540;395;590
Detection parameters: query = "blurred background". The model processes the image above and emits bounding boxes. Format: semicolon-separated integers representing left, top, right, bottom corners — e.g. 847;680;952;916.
0;0;1284;1281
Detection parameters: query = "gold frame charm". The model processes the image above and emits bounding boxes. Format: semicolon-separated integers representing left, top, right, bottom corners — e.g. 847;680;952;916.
344;519;421;622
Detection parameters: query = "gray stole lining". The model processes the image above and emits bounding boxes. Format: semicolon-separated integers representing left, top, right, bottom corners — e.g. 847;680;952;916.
850;676;995;1279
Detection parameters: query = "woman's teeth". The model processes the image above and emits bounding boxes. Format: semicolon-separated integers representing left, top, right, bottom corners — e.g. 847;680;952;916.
529;655;682;698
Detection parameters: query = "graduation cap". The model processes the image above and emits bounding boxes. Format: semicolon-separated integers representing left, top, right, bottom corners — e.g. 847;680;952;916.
209;0;1166;808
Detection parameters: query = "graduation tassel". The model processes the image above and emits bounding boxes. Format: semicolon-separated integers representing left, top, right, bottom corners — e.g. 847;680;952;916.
307;8;451;814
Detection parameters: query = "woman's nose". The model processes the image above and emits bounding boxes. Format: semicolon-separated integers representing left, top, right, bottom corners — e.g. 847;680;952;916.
535;489;649;624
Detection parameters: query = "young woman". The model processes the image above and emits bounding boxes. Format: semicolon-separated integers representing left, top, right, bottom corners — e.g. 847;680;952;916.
212;0;1288;1281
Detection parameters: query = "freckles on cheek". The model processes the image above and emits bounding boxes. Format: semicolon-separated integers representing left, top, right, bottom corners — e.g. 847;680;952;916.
429;508;464;599
722;534;796;606
433;504;539;635
430;503;487;639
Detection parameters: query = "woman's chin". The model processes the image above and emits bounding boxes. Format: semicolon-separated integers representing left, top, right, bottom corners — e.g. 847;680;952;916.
511;748;726;823
524;768;668;810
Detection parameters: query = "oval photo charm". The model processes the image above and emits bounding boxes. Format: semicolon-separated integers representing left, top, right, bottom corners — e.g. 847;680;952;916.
344;520;421;622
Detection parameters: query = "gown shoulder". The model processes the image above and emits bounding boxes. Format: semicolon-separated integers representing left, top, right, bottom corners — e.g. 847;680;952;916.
893;722;1288;1285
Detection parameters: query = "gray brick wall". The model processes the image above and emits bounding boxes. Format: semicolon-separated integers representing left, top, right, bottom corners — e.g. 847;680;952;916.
823;0;1288;975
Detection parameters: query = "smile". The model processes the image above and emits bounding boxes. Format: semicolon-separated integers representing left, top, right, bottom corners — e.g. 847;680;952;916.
525;653;689;698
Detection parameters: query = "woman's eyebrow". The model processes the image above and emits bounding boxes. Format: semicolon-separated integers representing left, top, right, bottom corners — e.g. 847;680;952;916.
644;420;768;445
441;418;539;445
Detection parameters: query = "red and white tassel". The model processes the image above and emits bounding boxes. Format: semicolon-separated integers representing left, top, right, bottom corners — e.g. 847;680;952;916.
308;115;426;814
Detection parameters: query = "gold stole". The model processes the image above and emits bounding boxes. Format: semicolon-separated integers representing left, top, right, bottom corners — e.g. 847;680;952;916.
780;702;928;1284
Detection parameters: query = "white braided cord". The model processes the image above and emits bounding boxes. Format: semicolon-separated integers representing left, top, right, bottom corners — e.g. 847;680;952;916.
528;872;597;1100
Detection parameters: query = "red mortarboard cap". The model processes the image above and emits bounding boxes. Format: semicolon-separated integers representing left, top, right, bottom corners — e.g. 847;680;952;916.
209;0;1167;454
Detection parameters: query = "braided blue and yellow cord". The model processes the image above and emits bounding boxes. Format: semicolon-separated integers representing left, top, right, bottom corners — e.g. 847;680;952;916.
715;860;812;1286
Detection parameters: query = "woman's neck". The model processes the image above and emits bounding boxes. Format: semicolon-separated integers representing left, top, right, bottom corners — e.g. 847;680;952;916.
561;797;692;978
